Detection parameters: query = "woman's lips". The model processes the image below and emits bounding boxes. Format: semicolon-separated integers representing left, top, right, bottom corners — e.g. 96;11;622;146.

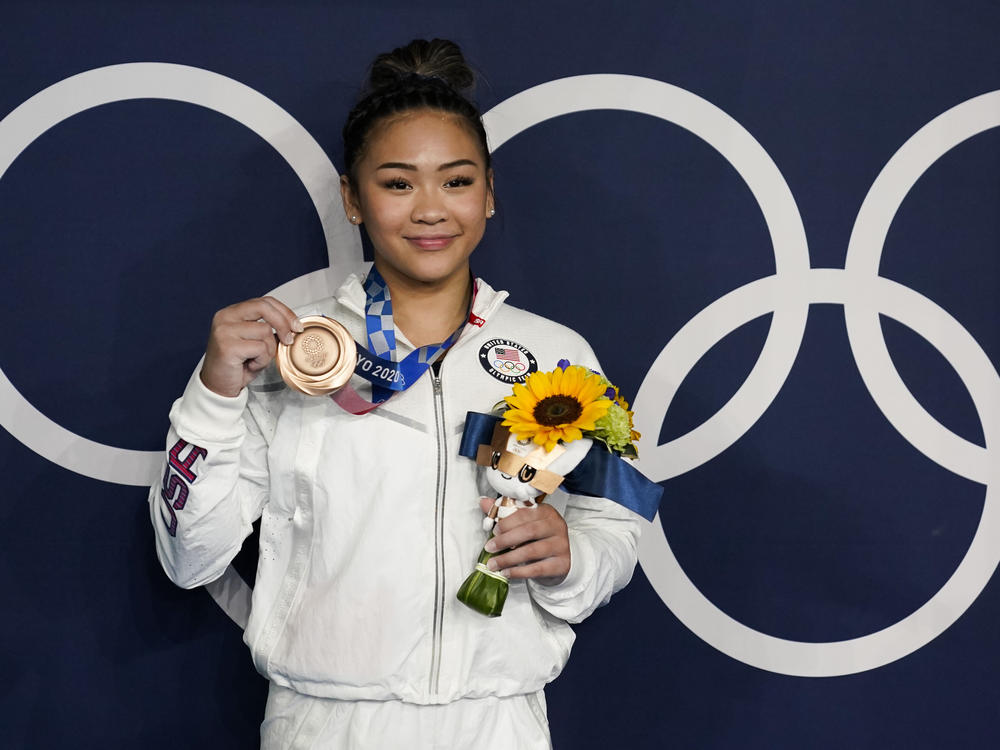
406;235;455;250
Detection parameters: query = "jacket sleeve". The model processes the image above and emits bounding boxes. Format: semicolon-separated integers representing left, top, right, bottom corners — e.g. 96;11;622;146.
148;366;270;590
526;489;642;623
523;333;644;622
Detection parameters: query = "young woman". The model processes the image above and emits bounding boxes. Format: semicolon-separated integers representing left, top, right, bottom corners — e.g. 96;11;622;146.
151;39;641;749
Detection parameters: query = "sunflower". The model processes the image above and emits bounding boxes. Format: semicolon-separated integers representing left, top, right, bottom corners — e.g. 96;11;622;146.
502;365;612;451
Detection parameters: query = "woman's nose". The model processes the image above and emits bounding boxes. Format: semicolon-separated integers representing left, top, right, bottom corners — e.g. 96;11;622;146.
411;191;447;224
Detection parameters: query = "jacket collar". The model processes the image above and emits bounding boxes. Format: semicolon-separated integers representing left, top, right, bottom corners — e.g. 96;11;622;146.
334;265;509;338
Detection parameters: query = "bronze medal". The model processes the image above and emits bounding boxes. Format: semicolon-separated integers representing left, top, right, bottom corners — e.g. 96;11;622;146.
276;315;357;395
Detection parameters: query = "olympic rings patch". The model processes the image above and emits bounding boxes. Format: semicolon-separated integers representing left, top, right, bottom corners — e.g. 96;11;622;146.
478;339;537;384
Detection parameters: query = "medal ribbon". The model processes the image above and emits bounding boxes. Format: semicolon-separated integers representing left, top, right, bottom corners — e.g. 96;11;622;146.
330;266;475;415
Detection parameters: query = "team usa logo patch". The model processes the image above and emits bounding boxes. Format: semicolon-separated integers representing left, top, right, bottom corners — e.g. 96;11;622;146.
478;339;538;383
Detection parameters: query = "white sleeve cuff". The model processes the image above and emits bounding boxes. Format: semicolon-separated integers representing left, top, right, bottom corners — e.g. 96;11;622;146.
527;530;591;603
169;364;248;445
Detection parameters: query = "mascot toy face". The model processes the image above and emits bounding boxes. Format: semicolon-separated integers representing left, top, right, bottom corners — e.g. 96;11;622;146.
483;428;593;502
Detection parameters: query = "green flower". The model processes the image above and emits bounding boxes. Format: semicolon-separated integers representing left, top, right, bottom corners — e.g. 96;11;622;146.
591;402;634;454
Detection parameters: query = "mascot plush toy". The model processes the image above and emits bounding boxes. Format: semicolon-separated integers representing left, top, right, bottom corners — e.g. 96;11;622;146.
456;424;593;617
457;362;662;617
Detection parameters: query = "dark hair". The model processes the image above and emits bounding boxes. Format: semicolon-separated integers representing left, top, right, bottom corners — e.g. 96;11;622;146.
342;39;490;181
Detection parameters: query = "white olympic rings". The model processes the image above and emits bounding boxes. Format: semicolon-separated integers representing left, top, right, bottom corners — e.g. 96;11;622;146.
485;78;1000;677
0;63;361;485
1;66;998;677
628;89;1000;676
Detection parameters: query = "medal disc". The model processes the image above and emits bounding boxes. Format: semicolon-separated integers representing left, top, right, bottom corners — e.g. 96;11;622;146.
276;315;357;395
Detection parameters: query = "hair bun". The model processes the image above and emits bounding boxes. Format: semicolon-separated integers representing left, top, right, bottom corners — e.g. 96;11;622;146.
368;38;476;95
343;37;490;178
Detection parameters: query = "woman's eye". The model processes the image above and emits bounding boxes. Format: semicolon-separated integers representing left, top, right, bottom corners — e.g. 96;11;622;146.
444;176;474;188
518;465;537;483
383;178;410;190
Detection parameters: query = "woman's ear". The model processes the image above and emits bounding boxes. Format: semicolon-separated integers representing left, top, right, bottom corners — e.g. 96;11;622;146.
340;174;361;225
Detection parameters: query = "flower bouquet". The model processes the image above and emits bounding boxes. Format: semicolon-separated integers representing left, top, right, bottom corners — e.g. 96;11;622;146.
456;361;644;617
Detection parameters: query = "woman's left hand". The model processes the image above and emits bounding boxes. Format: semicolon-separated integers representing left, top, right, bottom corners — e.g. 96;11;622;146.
479;497;571;584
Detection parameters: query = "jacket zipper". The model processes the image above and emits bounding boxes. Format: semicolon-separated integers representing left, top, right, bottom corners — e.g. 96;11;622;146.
429;371;447;696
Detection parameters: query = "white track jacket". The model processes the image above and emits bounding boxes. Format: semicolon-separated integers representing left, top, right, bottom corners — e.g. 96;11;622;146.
150;271;641;705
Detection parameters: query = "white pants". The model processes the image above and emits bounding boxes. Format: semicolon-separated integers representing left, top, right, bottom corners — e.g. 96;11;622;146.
260;684;553;750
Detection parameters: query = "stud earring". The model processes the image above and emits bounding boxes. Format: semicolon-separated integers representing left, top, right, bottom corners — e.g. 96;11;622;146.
350;215;358;224
488;207;495;217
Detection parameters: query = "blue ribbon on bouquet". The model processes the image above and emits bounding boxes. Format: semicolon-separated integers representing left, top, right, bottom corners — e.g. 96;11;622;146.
459;412;664;522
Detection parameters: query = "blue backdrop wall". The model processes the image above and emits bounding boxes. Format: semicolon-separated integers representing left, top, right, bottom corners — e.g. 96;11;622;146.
2;2;999;747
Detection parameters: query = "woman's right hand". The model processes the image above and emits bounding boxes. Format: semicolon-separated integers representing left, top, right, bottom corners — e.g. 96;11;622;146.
200;296;303;397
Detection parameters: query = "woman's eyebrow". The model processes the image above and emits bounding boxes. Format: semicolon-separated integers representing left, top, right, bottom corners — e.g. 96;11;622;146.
437;159;477;171
376;161;417;171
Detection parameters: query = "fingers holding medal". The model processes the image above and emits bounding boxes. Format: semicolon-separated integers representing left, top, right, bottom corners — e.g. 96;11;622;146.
201;296;302;397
